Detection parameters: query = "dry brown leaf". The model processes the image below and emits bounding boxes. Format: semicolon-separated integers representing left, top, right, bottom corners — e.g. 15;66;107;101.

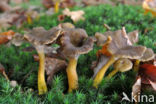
132;76;141;102
42;0;75;9
63;8;85;22
33;55;67;84
143;0;156;16
82;0;114;6
0;63;9;80
0;30;15;44
0;0;11;12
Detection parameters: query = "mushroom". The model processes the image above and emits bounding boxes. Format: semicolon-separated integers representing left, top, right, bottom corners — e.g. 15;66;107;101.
24;26;62;95
57;28;94;92
106;58;133;80
93;27;147;88
134;48;155;72
53;0;63;13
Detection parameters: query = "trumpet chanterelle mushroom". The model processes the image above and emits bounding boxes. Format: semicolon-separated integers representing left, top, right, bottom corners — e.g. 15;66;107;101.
57;28;95;92
93;27;147;88
106;58;133;80
24;26;62;95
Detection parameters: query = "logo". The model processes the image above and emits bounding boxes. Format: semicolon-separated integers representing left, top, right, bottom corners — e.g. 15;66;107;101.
121;92;154;103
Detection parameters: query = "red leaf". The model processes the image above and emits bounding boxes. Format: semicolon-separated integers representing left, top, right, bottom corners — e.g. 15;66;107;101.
139;64;156;84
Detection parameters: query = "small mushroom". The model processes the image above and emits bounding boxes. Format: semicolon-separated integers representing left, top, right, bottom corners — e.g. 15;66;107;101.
93;27;147;88
53;0;63;13
106;58;133;80
134;48;155;72
24;26;62;95
57;28;94;92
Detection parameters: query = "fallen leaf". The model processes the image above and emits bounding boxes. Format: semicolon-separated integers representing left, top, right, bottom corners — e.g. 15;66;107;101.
0;30;15;44
139;64;156;84
149;80;156;91
33;55;67;84
132;76;141;102
63;8;85;22
142;0;156;16
0;0;11;12
0;63;9;80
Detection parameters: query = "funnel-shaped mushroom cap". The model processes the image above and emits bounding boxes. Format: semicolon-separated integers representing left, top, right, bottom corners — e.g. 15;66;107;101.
95;28;146;59
140;48;155;62
115;46;146;59
102;28;133;54
24;27;62;45
127;30;139;44
114;58;133;72
58;28;94;58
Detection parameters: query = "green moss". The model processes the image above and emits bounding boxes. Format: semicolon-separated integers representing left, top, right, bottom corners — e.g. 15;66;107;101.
0;4;156;104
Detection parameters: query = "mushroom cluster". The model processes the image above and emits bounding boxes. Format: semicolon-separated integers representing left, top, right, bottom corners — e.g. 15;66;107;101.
0;21;155;96
93;27;155;88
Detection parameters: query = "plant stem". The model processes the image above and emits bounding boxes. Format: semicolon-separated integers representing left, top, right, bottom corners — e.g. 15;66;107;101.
66;58;78;92
54;1;59;13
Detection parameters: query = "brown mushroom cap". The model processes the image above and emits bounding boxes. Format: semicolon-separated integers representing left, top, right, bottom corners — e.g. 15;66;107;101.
94;32;107;46
58;28;94;59
115;46;146;59
113;58;133;72
24;27;62;45
139;48;155;62
95;28;139;47
59;22;75;29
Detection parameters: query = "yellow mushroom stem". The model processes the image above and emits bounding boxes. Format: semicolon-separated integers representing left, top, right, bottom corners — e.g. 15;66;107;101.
27;15;32;25
105;68;119;80
66;58;78;92
2;71;9;81
37;50;47;95
134;60;140;72
93;56;117;88
54;1;60;13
